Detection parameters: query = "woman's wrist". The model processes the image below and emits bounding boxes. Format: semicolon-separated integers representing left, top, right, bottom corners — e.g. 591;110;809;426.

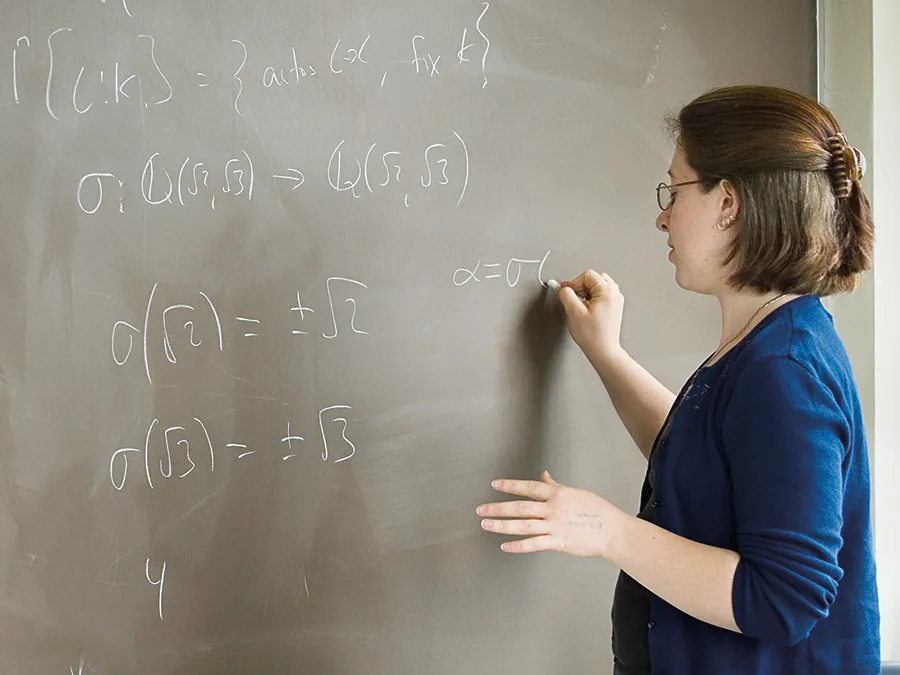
584;342;628;376
600;504;634;562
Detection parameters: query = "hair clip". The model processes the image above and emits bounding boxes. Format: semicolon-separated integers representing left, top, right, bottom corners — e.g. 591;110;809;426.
827;133;866;198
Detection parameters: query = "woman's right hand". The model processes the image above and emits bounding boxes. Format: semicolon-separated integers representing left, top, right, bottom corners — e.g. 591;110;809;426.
557;270;625;363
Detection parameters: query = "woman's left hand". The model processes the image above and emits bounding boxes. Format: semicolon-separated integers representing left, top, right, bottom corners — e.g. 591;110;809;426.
477;471;626;557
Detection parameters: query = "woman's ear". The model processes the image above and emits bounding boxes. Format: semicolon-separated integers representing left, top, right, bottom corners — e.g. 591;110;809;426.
719;179;741;221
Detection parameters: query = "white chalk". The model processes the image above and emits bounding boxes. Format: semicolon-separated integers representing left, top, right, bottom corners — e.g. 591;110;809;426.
546;278;589;302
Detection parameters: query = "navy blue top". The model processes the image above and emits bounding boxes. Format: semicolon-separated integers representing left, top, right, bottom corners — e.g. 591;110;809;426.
642;295;880;675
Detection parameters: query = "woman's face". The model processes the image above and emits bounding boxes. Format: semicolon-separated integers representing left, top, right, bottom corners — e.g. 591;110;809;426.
655;144;738;295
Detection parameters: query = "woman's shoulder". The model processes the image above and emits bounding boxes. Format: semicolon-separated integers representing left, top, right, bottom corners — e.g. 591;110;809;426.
729;296;849;376
696;297;854;410
708;296;868;471
714;296;861;428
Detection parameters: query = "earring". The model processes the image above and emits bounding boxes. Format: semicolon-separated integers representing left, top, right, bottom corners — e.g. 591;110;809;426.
718;214;736;230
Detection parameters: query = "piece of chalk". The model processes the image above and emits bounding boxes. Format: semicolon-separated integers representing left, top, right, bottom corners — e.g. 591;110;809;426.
547;278;589;301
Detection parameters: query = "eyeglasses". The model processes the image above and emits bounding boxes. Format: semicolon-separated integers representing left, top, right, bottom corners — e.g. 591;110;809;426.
656;180;702;211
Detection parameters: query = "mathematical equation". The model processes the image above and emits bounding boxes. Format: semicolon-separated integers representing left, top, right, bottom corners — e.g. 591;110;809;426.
111;278;368;384
77;131;469;212
110;405;358;491
16;1;509;661
453;251;552;288
109;403;348;625
11;4;490;121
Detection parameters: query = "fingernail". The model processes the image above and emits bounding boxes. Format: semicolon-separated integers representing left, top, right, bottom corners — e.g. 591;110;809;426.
491;480;500;488
500;543;510;552
476;506;485;515
481;519;493;529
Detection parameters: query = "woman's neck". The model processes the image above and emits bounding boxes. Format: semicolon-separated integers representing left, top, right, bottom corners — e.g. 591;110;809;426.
712;291;801;360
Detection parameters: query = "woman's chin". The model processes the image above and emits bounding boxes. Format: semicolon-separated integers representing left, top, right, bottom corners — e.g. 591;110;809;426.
672;266;692;291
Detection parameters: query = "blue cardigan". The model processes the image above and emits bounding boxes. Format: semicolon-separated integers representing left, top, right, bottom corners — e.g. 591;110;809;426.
644;295;880;674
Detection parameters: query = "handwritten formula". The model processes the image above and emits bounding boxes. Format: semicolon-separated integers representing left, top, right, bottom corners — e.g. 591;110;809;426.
78;131;469;213
10;5;491;120
0;0;567;646
454;251;552;289
110;405;359;491
111;278;369;383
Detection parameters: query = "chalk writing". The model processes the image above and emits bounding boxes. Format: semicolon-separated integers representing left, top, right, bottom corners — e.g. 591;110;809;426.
100;0;135;18
290;292;315;336
70;59;139;112
330;35;371;74
454;251;552;288
323;277;369;339
110;407;357;490
145;558;166;620
15;9;491;114
476;3;492;88
80;131;466;211
231;39;249;116
109;417;213;490
79;151;255;213
262;47;317;87
281;422;304;461
327;131;469;206
7;0;512;659
273;168;305;190
137;34;174;106
68;654;95;675
13;36;30;105
410;35;441;77
146;151;254;210
38;29;175;118
45;28;72;120
318;405;357;462
111;281;370;377
236;317;260;338
77;173;125;214
111;284;223;384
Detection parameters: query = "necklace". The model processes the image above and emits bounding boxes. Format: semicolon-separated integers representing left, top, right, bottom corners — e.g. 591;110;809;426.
650;293;790;458
706;293;788;366
650;292;789;457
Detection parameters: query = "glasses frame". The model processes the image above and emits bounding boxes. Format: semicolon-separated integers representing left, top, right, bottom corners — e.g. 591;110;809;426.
656;180;702;211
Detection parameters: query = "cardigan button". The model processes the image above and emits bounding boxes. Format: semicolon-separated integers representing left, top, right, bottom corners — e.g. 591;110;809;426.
652;499;660;508
647;621;656;629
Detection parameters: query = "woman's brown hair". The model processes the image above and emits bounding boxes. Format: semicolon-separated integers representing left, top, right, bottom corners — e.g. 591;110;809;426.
668;85;873;295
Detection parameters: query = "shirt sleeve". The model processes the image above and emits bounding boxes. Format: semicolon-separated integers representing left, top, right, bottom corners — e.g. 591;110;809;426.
722;356;846;647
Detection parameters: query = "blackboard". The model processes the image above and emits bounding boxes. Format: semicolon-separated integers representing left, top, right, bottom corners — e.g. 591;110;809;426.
0;1;814;673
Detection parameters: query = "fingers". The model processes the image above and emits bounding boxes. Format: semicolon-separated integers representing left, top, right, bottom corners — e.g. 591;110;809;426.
480;518;552;536
561;269;617;295
557;271;619;315
558;286;588;316
499;535;559;554
478;499;549;519
480;476;567;554
561;269;601;294
491;478;555;501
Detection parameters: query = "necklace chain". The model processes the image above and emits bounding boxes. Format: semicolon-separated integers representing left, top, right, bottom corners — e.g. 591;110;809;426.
709;293;787;364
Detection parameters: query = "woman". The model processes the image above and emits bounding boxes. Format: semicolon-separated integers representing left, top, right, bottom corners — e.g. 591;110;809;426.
477;85;880;675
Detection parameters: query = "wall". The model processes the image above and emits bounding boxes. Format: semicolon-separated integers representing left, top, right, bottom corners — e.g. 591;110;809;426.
819;0;900;662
